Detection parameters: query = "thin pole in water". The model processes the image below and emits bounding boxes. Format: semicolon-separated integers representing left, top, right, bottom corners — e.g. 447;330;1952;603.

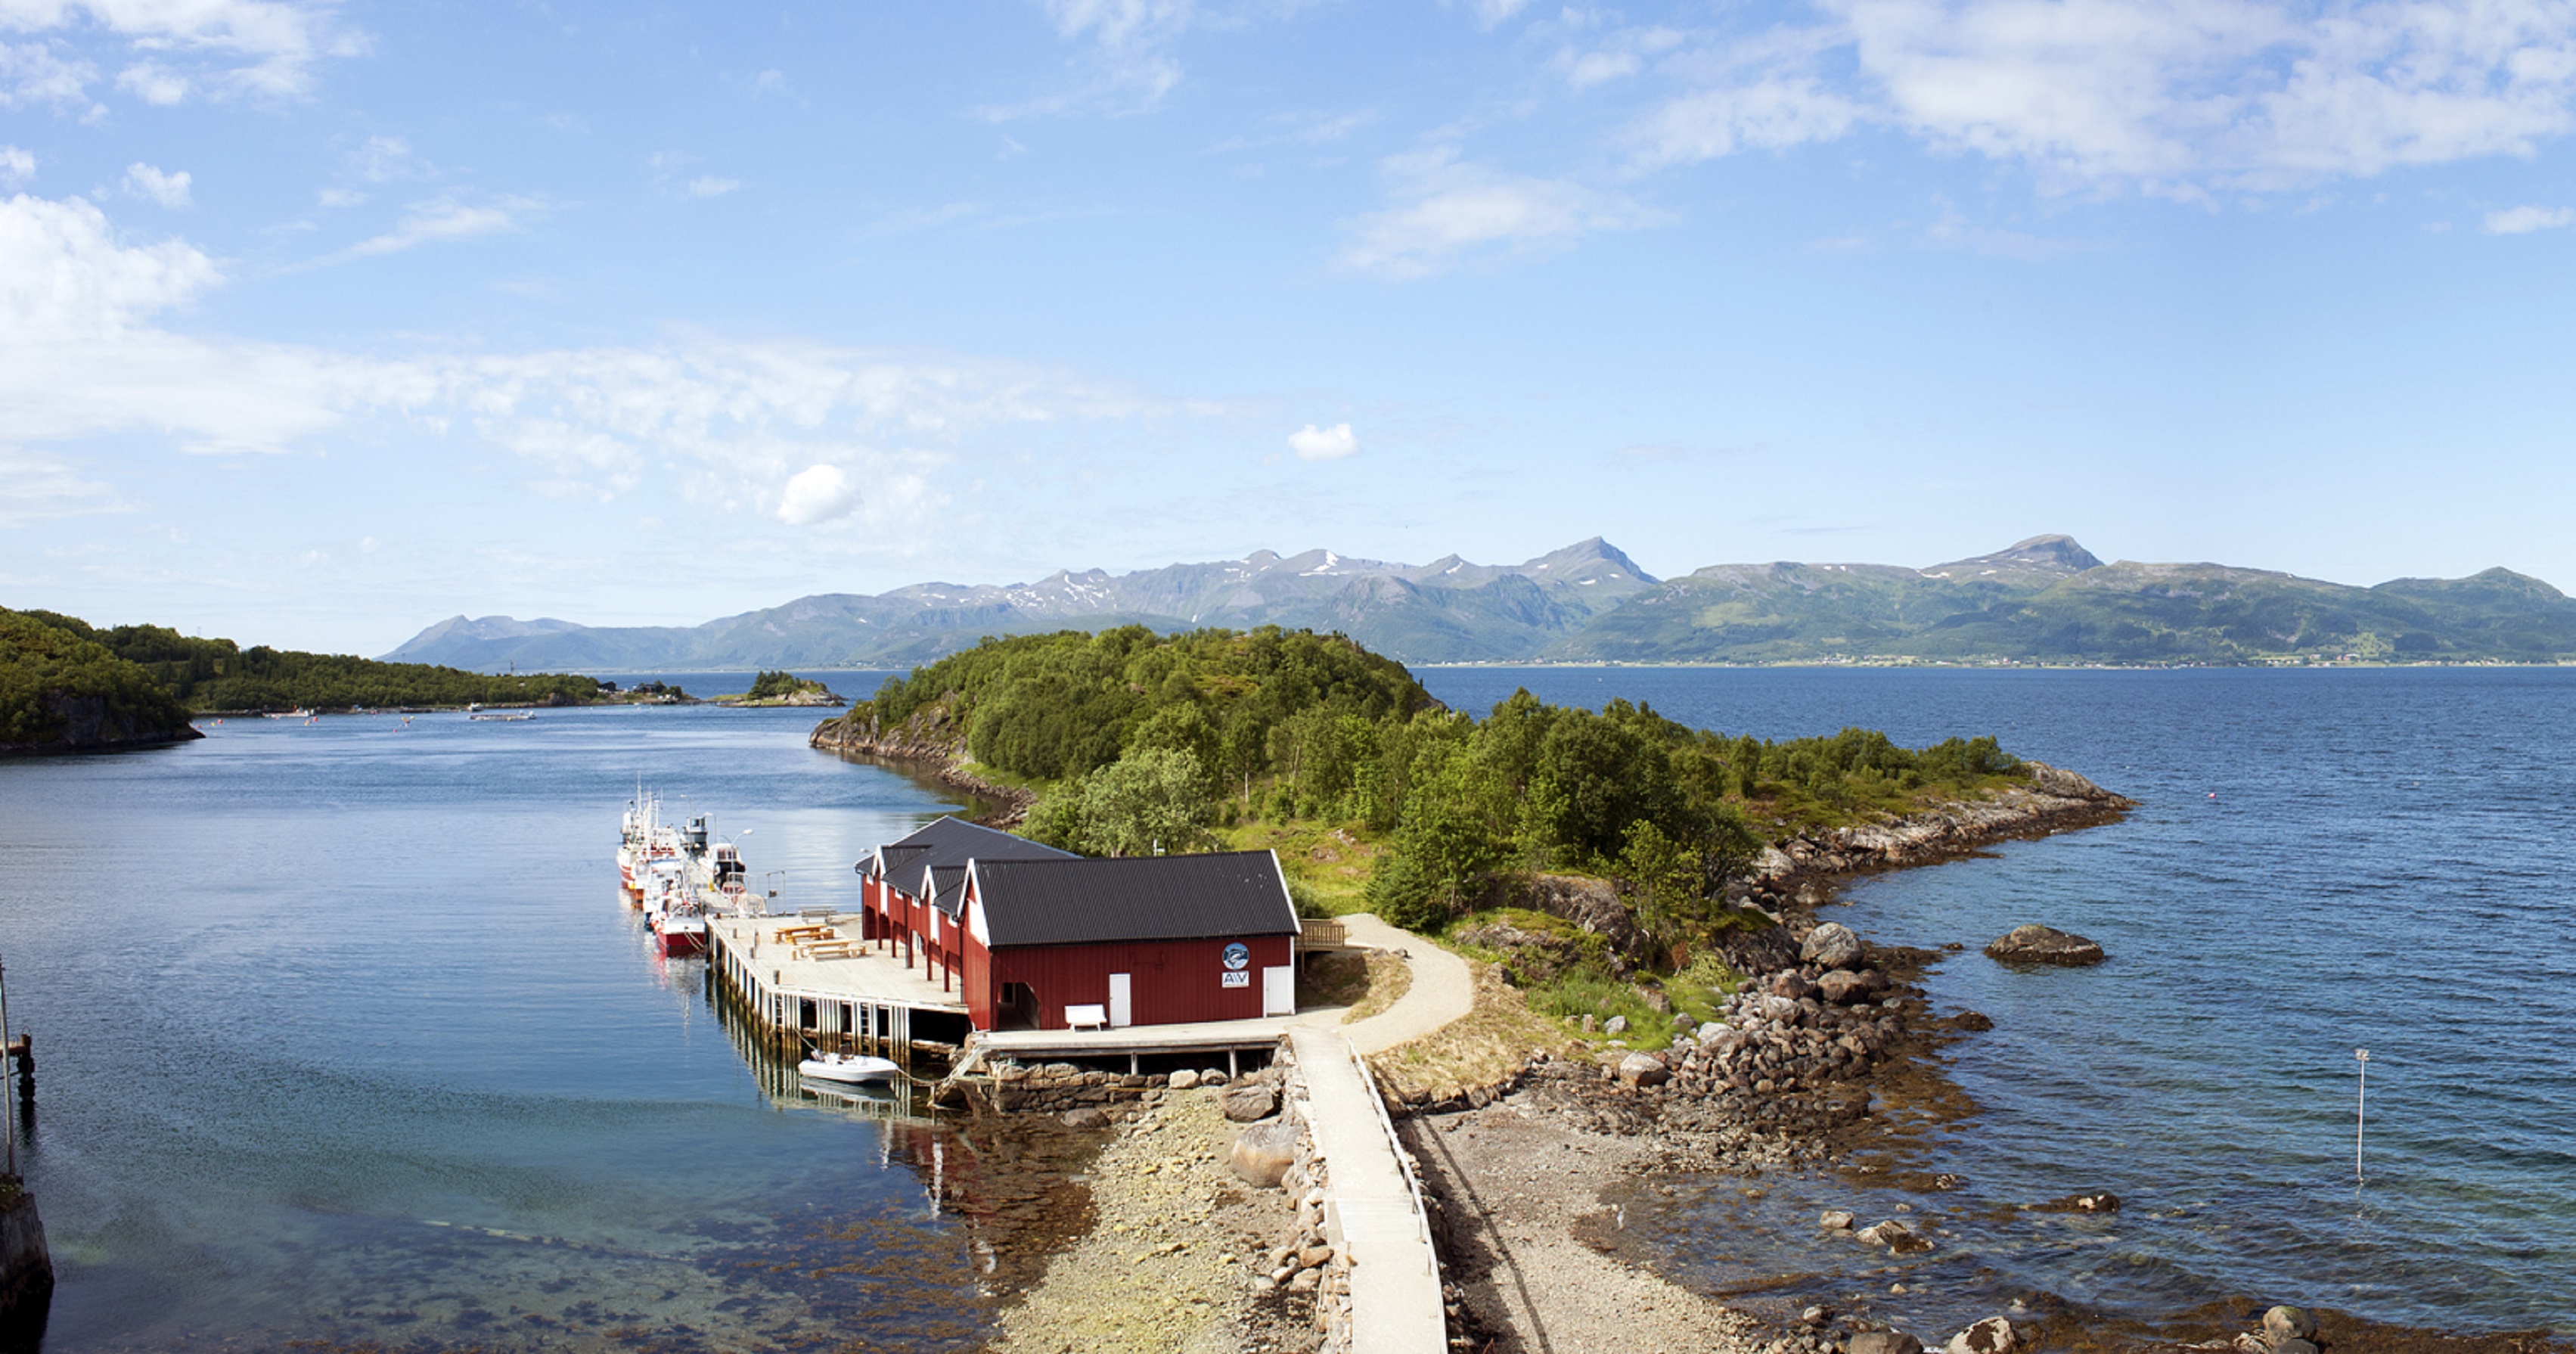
2354;1048;2370;1185
1;950;14;1179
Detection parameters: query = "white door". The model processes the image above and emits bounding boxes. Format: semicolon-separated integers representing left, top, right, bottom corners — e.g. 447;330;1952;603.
1262;965;1295;1017
1107;973;1133;1027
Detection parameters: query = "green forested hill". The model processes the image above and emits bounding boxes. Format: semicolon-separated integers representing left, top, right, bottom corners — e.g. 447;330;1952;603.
13;610;601;713
1;610;200;754
821;626;2037;937
1553;538;2576;664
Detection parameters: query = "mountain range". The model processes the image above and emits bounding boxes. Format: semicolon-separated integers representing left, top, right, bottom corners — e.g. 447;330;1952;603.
386;536;2576;670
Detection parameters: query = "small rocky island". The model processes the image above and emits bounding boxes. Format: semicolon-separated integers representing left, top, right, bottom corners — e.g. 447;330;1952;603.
1984;924;2108;966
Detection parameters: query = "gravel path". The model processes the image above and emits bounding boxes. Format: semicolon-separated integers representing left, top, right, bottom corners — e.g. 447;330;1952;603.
1332;915;1474;1055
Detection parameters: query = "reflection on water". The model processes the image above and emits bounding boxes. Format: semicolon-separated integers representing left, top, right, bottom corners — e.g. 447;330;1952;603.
0;704;1088;1351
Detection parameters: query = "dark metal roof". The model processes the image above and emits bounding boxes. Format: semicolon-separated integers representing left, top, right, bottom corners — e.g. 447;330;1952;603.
859;815;1074;886
970;851;1299;948
926;864;970;918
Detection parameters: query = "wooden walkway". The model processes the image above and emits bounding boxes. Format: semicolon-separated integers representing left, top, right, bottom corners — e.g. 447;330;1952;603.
706;913;966;1057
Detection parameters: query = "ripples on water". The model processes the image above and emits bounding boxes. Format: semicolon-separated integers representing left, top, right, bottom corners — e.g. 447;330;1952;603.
0;700;1076;1352
1415;666;2576;1335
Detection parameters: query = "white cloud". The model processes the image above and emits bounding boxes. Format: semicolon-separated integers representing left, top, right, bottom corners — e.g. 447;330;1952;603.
116;61;188;104
123;162;192;207
1626;76;1861;168
0;193;220;335
1340;145;1673;277
1625;0;2576;195
777;463;860;524
2484;203;2575;234
685;175;740;199
316;185;363;207
1211;108;1378;151
0;145;32;185
336;197;529;259
2;0;357;103
0;39;96;107
1550;23;1687;89
1286;422;1359;461
347;135;429;184
1456;0;1535;30
979;0;1195;120
0;447;125;525
0;191;1171;527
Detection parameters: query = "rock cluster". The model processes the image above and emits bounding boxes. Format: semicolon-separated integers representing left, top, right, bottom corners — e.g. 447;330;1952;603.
1982;924;2107;967
2232;1304;2321;1354
998;1061;1237;1114
1756;1315;2022;1354
1642;958;1903;1112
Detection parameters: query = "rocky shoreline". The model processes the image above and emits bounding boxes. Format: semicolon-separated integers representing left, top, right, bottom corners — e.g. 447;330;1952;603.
806;705;1035;825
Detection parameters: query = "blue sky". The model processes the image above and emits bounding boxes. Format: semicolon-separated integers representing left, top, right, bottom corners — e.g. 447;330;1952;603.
4;0;2574;654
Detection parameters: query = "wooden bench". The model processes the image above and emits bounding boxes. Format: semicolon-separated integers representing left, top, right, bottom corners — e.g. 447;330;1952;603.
1064;1003;1109;1030
799;940;858;960
775;925;833;943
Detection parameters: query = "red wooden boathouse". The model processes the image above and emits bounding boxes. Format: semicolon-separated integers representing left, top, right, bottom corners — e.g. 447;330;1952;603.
854;817;1302;1032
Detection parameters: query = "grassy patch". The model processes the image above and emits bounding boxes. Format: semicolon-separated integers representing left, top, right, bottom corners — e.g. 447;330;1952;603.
1218;818;1383;916
1367;961;1572;1105
1341;952;1412;1026
1296;952;1373;1009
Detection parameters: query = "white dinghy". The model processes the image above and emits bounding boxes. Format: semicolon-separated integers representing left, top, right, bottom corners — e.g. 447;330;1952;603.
798;1050;901;1085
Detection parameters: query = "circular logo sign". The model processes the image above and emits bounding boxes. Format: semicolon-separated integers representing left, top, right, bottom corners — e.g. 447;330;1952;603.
1222;942;1250;971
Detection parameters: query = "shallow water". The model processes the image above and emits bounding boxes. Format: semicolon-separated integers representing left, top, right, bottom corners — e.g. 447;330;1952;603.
0;703;1007;1351
1417;666;2576;1335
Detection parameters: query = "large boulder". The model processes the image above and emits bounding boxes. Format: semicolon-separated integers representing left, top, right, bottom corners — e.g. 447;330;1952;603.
2263;1307;2318;1344
1231;1120;1300;1188
1851;1334;1924;1354
1984;924;2106;967
1947;1317;2017;1354
1221;1082;1280;1123
1815;970;1871;1005
1800;922;1865;970
1616;1052;1670;1088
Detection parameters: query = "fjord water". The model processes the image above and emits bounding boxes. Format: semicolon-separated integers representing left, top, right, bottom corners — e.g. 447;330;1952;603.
0;700;991;1352
1418;666;2576;1335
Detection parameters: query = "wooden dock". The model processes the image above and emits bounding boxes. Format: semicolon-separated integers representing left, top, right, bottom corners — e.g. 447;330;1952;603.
706;913;971;1062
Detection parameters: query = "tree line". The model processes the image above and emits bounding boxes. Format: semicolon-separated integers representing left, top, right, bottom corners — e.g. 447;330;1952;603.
9;610;601;713
829;626;2027;948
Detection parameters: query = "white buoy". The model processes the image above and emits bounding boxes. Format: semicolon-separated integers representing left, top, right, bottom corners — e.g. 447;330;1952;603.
2354;1048;2370;1185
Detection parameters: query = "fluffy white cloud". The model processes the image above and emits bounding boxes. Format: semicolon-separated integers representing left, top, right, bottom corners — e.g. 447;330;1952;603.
686;175;740;198
777;463;860;525
0;39;94;107
1626;0;2576;195
1286;422;1359;461
123;162;191;207
116;60;188;104
1341;145;1673;276
2484;203;2575;233
0;145;32;185
1626;77;1861;167
0;191;1171;529
2;0;355;102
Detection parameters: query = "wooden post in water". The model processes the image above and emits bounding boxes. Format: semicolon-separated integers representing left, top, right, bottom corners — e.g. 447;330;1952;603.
2354;1048;2370;1185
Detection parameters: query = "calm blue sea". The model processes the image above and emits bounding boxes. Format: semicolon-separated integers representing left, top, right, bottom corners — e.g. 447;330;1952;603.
1414;666;2576;1336
0;703;983;1352
5;669;2568;1347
